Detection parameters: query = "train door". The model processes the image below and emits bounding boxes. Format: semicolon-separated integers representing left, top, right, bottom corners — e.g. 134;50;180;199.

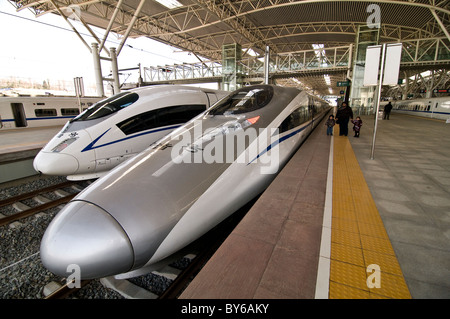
11;103;27;127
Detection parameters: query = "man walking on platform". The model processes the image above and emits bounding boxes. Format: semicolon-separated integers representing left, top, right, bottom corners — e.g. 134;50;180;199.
384;102;393;120
335;102;353;136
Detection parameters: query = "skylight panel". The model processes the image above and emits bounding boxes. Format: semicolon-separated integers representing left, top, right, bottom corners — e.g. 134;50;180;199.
154;0;183;9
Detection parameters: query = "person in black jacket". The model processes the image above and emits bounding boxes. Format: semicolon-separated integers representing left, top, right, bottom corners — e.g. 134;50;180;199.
384;102;393;120
335;102;353;136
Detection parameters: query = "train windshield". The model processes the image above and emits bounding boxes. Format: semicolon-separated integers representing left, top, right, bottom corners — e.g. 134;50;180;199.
71;92;139;122
208;86;273;115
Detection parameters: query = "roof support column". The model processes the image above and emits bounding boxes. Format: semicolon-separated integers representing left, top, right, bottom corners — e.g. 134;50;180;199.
402;71;409;100
110;47;121;94
92;43;105;97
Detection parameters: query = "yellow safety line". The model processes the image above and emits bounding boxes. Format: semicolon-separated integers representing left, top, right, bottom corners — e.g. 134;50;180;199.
329;128;411;299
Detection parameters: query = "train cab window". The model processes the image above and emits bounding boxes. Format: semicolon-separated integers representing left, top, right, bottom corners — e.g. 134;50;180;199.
61;108;80;116
71;92;139;122
208;85;273;115
117;104;206;135
35;109;57;117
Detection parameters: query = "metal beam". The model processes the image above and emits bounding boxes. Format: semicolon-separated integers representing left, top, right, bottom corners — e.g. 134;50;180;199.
116;0;146;56
192;0;278;55
99;0;124;53
430;9;450;42
48;0;92;53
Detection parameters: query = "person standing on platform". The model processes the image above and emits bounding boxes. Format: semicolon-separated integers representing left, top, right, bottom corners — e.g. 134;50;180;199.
351;116;363;137
335;102;353;136
325;114;336;136
384;102;393;120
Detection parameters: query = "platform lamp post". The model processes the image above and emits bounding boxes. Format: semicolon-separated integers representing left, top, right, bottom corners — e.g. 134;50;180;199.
363;43;402;160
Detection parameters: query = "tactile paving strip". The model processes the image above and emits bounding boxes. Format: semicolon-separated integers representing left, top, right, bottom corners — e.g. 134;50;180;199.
329;128;411;299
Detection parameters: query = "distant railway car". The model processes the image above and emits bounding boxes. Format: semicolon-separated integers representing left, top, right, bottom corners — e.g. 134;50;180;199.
392;96;450;120
33;85;228;180
40;84;330;280
0;95;100;129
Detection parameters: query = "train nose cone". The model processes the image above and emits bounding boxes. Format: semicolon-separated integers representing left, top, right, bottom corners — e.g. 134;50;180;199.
33;152;79;175
40;201;134;279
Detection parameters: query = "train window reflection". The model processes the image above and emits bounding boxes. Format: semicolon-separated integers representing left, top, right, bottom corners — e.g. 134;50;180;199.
279;106;308;133
35;109;57;117
117;104;206;135
61;108;80;116
71;92;139;122
208;85;273;115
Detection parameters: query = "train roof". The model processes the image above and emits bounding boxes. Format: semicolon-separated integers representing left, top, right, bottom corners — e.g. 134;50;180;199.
127;85;225;96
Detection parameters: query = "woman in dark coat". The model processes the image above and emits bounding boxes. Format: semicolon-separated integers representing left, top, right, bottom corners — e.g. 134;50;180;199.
335;102;354;136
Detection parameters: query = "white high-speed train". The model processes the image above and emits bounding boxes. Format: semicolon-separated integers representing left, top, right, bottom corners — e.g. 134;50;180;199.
0;95;100;129
40;84;330;280
33;85;228;180
391;96;450;120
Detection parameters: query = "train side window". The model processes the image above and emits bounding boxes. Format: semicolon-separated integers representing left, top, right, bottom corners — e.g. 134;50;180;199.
61;108;80;116
278;106;308;134
117;104;205;135
35;109;57;117
157;105;205;127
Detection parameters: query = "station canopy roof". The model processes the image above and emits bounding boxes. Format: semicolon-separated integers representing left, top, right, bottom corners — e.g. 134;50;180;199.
9;0;450;95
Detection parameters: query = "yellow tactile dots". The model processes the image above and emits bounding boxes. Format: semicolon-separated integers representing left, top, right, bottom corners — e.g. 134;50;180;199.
329;129;411;299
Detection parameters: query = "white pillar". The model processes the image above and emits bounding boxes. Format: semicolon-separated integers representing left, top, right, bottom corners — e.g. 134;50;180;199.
92;43;104;97
110;47;120;94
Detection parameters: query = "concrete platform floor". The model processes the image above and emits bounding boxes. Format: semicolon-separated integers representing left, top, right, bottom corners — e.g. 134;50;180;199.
348;113;450;298
180;112;449;299
0;126;62;155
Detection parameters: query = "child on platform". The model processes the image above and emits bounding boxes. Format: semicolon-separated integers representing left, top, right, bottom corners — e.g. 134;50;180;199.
325;114;335;136
351;116;363;137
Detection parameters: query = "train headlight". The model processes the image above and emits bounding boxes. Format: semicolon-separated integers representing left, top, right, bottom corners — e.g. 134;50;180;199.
242;116;260;127
51;137;77;153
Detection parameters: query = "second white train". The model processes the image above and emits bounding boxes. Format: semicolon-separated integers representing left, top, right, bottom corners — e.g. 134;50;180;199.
33;85;228;180
391;96;450;120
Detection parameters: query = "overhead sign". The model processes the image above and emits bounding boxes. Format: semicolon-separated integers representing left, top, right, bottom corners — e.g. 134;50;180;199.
337;81;350;87
364;43;403;161
383;43;402;85
363;43;402;86
363;45;381;86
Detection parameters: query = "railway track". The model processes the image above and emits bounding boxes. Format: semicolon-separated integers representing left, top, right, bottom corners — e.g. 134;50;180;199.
0;181;87;227
1;175;256;299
